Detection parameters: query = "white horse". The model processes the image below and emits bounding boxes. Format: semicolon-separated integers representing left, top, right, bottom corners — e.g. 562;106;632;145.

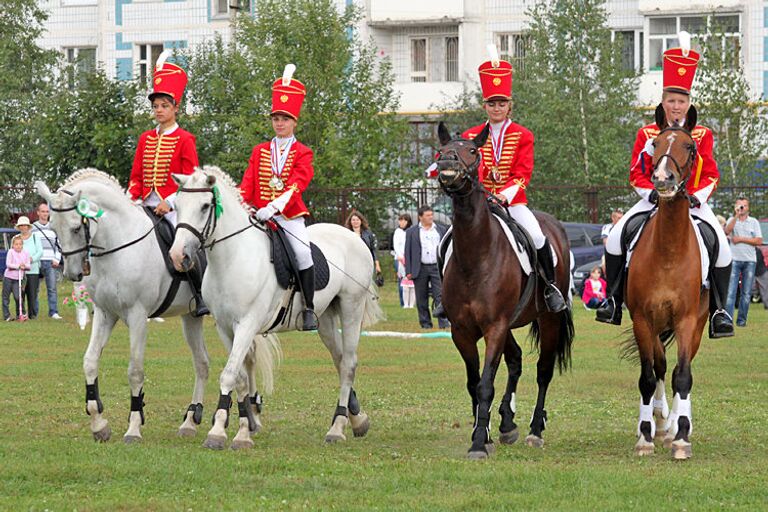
169;166;383;449
35;169;273;444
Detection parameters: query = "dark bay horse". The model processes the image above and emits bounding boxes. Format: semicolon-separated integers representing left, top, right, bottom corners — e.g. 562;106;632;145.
436;122;574;459
625;124;707;460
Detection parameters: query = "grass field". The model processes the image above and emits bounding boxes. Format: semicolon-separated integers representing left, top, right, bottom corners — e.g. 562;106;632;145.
0;278;766;511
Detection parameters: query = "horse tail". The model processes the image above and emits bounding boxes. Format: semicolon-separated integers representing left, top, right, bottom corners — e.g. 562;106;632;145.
249;333;283;395
528;308;574;374
361;284;385;328
620;329;675;364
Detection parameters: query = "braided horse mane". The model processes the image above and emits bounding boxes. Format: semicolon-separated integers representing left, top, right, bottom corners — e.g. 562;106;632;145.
61;168;126;195
197;165;250;213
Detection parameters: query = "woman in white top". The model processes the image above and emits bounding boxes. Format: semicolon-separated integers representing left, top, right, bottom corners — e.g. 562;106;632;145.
391;213;412;307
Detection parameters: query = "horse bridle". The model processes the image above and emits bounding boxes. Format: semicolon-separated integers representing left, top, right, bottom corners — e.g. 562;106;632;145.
652;125;697;194
436;145;483;197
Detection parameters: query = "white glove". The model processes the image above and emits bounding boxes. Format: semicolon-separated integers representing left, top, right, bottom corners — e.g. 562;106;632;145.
256;206;276;222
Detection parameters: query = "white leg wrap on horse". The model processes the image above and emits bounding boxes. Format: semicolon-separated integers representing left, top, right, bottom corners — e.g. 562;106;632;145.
676;394;692;435
653;381;669;419
637;400;655;438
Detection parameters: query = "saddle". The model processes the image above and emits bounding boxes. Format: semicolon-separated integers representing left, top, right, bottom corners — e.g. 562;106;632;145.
266;224;330;291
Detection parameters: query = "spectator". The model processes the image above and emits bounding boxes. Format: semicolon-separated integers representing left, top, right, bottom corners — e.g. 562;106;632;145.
33;202;63;320
601;208;624;246
15;216;42;320
404;205;449;329
724;197;763;327
391;213;412;307
345;209;382;281
3;235;31;321
754;246;768;310
582;266;608;309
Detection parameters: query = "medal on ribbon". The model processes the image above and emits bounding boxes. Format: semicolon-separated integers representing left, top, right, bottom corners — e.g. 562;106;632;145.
489;120;510;183
270;136;295;190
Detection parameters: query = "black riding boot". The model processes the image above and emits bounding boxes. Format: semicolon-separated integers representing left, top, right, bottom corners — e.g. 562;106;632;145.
537;240;567;313
298;266;318;331
595;253;624;325
186;251;209;317
709;265;734;339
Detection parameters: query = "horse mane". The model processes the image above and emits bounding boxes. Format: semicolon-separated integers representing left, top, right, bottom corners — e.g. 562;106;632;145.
61;168;127;196
198;165;250;213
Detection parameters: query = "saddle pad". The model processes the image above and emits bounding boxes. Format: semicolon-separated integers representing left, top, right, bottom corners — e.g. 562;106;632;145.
625;211;711;287
270;228;330;291
439;213;536;276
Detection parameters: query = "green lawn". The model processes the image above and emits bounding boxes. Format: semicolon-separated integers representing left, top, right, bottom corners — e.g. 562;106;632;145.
0;281;766;511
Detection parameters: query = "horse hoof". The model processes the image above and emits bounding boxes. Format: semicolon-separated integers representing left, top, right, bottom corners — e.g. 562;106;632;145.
634;439;655;456
467;449;489;460
525;435;544;448
484;442;496;455
662;435;674;449
92;426;112;443
203;435;227;450
123;435;142;445
324;433;346;444
177;427;197;438
230;438;254;451
351;414;370;438
499;428;519;445
671;440;692;460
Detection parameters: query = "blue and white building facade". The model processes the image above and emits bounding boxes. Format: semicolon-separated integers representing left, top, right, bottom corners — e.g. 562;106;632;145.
37;0;768;112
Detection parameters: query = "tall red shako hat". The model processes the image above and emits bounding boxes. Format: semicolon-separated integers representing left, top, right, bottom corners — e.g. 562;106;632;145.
271;64;306;120
148;50;188;104
662;31;700;95
478;44;513;101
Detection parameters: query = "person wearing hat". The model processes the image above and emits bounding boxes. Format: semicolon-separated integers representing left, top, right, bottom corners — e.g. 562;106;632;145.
461;45;566;313
15;216;43;319
596;32;733;339
127;51;208;317
239;64;317;331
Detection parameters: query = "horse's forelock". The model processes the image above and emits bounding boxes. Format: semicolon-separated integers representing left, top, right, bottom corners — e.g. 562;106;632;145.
197;165;249;213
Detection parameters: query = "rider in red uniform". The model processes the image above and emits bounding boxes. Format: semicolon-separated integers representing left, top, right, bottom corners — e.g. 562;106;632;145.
239;64;317;330
128;51;208;317
596;32;734;338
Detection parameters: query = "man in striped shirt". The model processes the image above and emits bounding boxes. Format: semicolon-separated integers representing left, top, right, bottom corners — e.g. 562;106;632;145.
33;202;62;320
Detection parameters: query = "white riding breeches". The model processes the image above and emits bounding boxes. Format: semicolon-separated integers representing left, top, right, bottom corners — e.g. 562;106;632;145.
142;191;177;226
605;198;731;268
507;204;546;249
275;215;313;270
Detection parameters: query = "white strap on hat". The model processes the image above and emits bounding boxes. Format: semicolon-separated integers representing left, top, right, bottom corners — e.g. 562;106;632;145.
282;64;296;86
678;31;691;57
487;44;500;69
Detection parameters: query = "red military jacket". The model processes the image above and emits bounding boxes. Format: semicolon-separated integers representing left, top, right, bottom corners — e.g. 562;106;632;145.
239;140;313;219
462;121;534;205
128;126;199;201
629;123;719;203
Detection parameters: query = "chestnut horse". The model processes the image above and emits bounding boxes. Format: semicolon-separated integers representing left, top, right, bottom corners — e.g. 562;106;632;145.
436;123;574;459
625;124;707;460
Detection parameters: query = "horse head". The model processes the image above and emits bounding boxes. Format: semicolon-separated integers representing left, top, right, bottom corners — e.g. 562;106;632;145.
651;122;697;200
36;180;101;281
435;122;489;195
169;169;220;272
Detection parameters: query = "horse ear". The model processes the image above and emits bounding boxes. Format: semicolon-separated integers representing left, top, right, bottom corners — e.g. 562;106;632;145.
172;173;189;186
473;124;490;148
686;104;698;131
34;180;52;202
654;103;665;129
206;174;217;186
437;122;452;146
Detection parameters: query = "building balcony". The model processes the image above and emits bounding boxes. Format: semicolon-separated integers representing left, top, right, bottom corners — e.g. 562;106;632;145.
369;0;464;26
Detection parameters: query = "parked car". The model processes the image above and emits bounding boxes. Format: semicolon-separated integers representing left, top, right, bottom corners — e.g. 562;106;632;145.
0;228;20;274
562;222;604;269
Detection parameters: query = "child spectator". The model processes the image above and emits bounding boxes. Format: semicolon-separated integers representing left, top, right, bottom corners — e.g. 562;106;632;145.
3;235;31;321
582;266;607;309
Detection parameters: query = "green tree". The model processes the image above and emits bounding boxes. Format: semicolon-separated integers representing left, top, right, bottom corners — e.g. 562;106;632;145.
695;20;768;191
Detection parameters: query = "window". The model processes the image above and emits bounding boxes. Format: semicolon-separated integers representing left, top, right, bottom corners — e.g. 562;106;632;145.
445;36;458;82
137;44;164;85
647;14;740;71
497;33;530;77
213;0;228;16
65;47;96;90
211;0;249;17
614;30;643;72
410;38;427;83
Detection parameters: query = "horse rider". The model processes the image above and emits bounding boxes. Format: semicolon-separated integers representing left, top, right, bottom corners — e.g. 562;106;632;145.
128;51;208;317
239;64;318;331
596;32;734;339
461;45;567;313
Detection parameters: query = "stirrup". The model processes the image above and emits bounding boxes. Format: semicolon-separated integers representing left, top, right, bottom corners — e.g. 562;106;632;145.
708;309;734;339
543;284;567;313
595;297;622;325
302;309;318;331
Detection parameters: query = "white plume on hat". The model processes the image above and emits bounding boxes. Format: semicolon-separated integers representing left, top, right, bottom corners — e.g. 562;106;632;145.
282;64;296;86
155;49;172;71
487;44;500;68
678;31;691;57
